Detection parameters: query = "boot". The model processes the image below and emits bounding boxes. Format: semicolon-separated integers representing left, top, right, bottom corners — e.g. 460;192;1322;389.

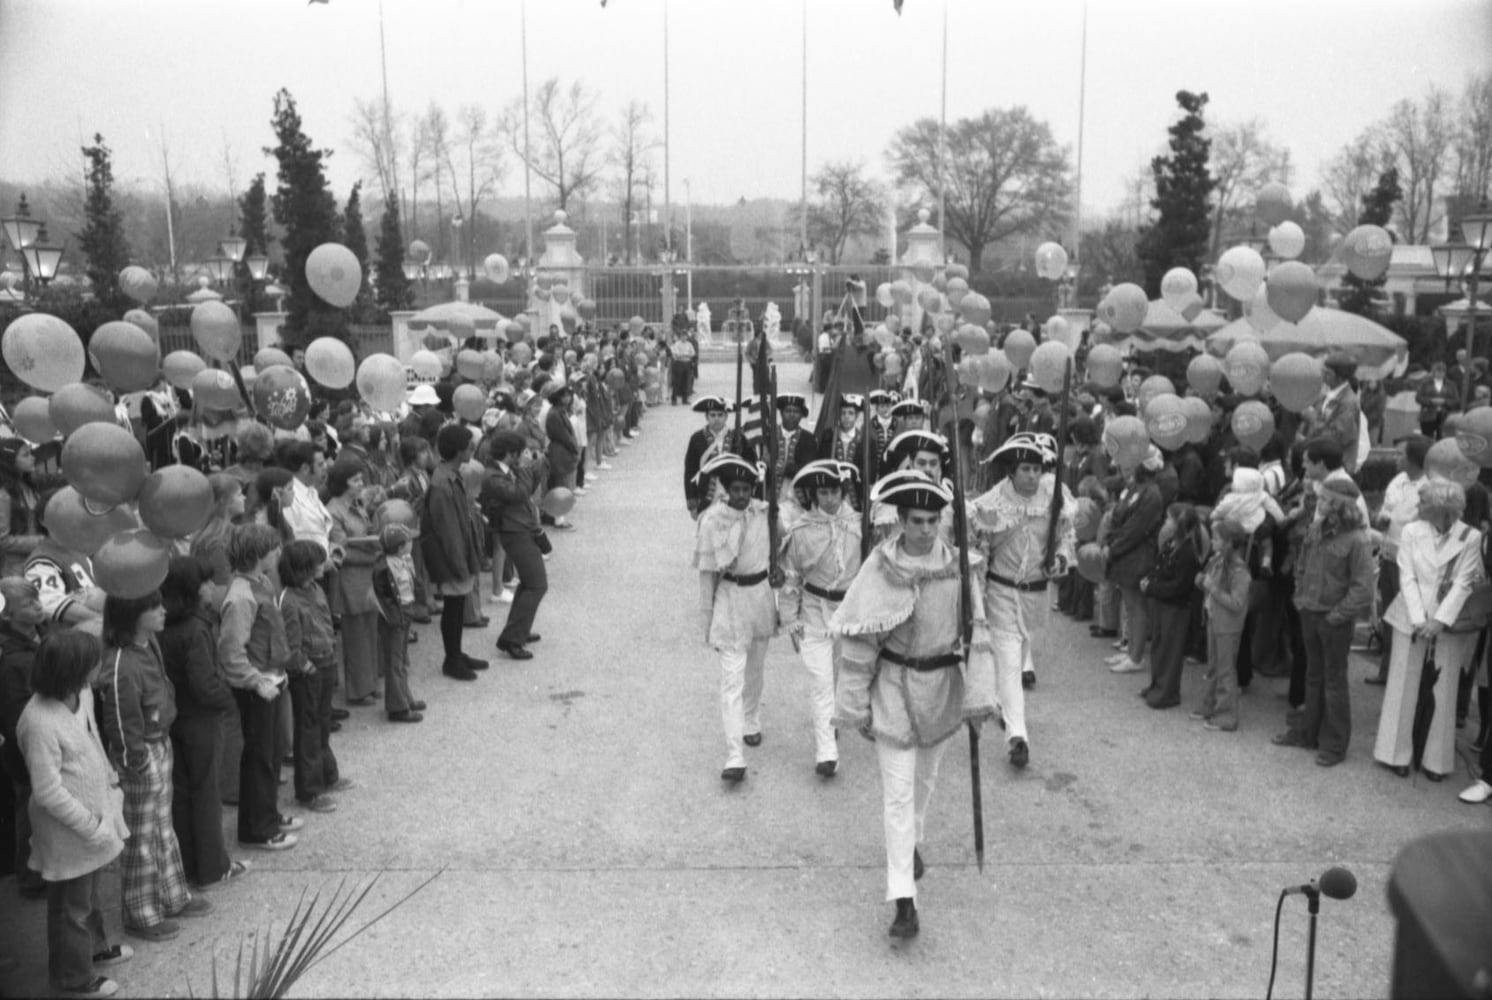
889;897;919;939
1475;686;1491;754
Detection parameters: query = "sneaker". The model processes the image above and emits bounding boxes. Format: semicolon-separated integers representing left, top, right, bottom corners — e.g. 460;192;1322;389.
1202;719;1237;732
497;589;514;603
301;794;337;813
597;462;614;470
1103;652;1130;666
91;945;133;968
125;920;180;942
1459;779;1492;804
241;832;298;851
198;860;251;887
276;814;305;832
573;488;588;497
1112;638;1129;651
331;777;356;792
1109;659;1145;674
1188;710;1210;720
59;977;118;998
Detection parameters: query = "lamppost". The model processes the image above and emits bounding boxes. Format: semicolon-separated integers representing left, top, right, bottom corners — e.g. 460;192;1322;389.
20;224;64;289
1;195;42;296
1431;198;1492;406
452;214;464;282
660;248;677;322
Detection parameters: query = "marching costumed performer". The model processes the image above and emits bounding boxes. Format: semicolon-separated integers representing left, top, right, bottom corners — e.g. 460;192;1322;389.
683;396;757;519
779;460;862;778
830;473;997;939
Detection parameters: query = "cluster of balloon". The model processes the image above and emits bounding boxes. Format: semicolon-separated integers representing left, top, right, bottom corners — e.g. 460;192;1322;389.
254;347;294;372
1180;396;1213;444
252;365;311;431
191;300;242;362
1255;182;1293;226
163;351;207;390
11;397;55;445
453;384;486;423
1003;328;1036;370
408;240;432;264
1224;340;1271;397
3;313;86;392
1231;400;1276;450
1138;374;1176;411
50;384;115;437
1034;242;1069;281
1454;407;1492;467
953;323;990;355
1086;343;1124;387
306;243;362;308
118;265;158;305
1186;353;1224;396
1076;543;1106;585
192;368;241;410
959;292;993;327
1426;437;1479;487
1104;415;1150;469
483;253;510;283
1265;261;1318;324
356;354;407;413
1340;224;1393;281
1098;282;1148;333
89;321;159;393
1215;246;1267;302
1270;353;1324;414
1268;221;1306;260
123;309;159;341
871;324;896;349
1029;340;1071;394
1247;283;1282;333
1144;393;1189;450
1160;268;1199;310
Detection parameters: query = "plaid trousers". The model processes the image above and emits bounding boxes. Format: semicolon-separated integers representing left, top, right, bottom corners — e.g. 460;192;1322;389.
119;739;189;929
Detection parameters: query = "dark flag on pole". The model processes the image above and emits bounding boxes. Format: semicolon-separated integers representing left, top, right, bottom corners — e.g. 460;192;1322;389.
893;0;904;13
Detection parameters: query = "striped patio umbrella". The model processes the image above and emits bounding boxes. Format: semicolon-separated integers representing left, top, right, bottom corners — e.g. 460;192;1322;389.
407;300;508;339
1206;307;1408;380
1091;300;1227;353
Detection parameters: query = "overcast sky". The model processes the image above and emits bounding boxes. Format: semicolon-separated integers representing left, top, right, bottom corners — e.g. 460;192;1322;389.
1;0;1489;226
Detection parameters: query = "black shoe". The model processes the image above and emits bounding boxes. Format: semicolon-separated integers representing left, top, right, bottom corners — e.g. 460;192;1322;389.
889;898;919;939
720;766;746;783
1089;626;1118;638
526;633;542;643
743;732;762;747
497;641;533;660
409;700;427;711
1008;737;1030;768
408;633;418;644
329;721;342;733
387;710;423;723
815;760;837;778
464;654;490;671
442;658;478;681
1021;670;1036;690
330;708;350;721
913;848;924;881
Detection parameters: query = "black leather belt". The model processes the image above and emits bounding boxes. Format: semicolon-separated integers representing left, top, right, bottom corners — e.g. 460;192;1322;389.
805;582;846;601
985;572;1047;592
880;649;961;671
721;569;768;587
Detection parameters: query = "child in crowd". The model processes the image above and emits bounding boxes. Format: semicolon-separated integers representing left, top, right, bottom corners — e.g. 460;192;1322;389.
374;525;424;723
278;540;342;812
1211;466;1284;571
1193;519;1253;731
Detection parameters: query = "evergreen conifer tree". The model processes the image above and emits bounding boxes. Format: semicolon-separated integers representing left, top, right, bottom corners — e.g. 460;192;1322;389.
374;188;413;316
265;88;344;343
1136;91;1216;297
77;134;132;312
342;182;376;320
1339;168;1402;316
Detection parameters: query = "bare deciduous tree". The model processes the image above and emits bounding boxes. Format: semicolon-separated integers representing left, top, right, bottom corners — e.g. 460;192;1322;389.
349;97;402;206
1452;71;1492;203
444;104;502;277
498;77;604;214
799;160;886;264
1207;119;1292;255
1382;88;1454;243
609;99;657;263
1320;129;1389;235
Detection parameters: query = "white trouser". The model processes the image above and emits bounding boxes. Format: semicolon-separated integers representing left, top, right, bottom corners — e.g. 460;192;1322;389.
876;738;950;901
719;637;768;768
798;632;838;764
989;628;1030;744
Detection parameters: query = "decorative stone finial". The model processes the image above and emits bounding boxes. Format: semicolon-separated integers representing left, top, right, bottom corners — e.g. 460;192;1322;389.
917;208;930;224
554;210;566;225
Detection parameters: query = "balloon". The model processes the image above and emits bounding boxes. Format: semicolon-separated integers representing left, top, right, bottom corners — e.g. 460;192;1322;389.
1231;400;1275;450
1426;438;1479;487
12;397;55;444
93;528;171;599
481;350;505;382
3;313;86;392
163;350;207;391
1455;407;1492;467
1098;282;1148;333
252;365;311;430
1224;341;1271;397
551;283;571;306
1341;224;1393;282
88;321;159;393
1034;242;1069;281
1076;543;1107;585
509;342;533;366
239;365;259;392
1086;344;1124;387
1215;246;1267;302
911;261;936;284
888;280;913;306
1247;283;1282;333
944;277;969;308
409;350;442;381
534;273;554;291
137;465;213;539
944;263;969;281
576;298;597;320
1270;353;1324;414
872;324;897;349
1144;393;1189;451
483;253;510;283
954;324;990;356
1186;354;1224;396
190;300;242;362
123;309;159;340
44;486;139;556
958;292;992;328
454;349;484;382
1180;396;1213;445
49;383;116;436
977;351;1013;394
1268;221;1306;260
875;282;894;308
61;423;147;507
559;303;579;333
541;487;576;517
1160;268;1199;310
1255;182;1293;226
1043;314;1071;344
305;243;361;308
453;384;486;423
378;498;418;532
1029;340;1072;394
626;316;645;338
299;337;351;390
356;354;408;413
1003;328;1036;370
1265;261;1318;324
1138;374;1176;411
118;265;158;304
882;350;903;376
409;240;431;264
1103;415;1150;469
916;288;943;313
191;368;242;410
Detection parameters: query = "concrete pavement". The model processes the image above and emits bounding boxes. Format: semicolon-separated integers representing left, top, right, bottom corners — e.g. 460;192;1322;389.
2;357;1488;998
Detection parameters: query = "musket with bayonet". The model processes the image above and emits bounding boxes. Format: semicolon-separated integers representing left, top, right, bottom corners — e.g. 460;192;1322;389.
1043;359;1075;575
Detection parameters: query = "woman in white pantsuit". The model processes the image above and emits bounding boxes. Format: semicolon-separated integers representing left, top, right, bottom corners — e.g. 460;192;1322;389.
1375;480;1485;780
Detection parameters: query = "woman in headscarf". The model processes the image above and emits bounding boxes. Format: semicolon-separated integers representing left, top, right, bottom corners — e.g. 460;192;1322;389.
0;438;45;579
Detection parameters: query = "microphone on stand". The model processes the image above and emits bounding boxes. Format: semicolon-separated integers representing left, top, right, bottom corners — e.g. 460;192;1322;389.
1266;867;1358;1000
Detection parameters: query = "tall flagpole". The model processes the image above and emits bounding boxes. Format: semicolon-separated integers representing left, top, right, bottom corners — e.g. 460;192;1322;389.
1071;0;1088;298
522;0;534;262
664;0;672;256
800;0;808;257
937;0;948;263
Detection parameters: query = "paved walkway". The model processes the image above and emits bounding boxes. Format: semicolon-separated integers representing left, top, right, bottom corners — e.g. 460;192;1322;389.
2;358;1487;998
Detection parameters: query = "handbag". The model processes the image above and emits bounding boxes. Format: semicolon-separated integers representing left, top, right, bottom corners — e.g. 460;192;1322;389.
1437;526;1492;633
